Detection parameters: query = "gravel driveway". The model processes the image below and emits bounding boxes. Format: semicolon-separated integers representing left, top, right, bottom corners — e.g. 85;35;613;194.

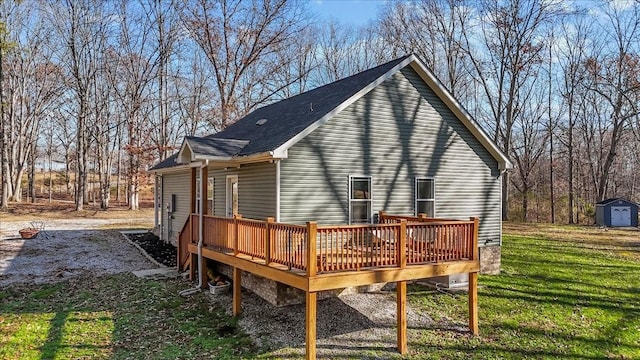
0;219;157;287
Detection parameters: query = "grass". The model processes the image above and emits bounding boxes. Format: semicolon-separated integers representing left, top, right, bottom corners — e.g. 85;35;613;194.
0;274;255;360
1;223;638;359
406;223;640;359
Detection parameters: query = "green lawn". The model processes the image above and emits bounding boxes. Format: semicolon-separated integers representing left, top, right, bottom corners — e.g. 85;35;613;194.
0;275;254;360
1;224;638;359
407;225;640;359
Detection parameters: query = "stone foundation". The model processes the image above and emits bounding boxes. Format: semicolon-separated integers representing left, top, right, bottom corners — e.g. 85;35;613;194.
479;245;501;275
424;245;502;288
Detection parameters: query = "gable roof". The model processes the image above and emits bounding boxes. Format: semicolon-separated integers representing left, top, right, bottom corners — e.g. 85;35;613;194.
154;54;513;172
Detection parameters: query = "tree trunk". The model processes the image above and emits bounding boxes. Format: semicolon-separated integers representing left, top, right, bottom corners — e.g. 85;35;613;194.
29;142;36;203
0;42;7;210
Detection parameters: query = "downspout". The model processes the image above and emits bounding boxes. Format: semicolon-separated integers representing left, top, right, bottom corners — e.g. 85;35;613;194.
276;159;281;222
180;159;208;296
197;159;208;288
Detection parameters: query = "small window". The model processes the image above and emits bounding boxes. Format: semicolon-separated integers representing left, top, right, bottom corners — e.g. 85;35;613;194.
349;176;372;224
207;176;214;215
415;178;435;217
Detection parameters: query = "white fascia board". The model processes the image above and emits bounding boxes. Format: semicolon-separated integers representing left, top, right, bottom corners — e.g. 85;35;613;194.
193;154;233;162
408;61;513;170
271;55;417;156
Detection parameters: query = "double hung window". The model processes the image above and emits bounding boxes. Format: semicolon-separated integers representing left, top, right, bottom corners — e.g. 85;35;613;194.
349;176;372;224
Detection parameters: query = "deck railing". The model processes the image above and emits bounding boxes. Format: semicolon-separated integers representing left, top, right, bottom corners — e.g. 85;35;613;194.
269;222;308;271
182;212;478;275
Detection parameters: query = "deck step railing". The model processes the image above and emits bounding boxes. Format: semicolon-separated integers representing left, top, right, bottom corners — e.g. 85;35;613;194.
185;212;478;275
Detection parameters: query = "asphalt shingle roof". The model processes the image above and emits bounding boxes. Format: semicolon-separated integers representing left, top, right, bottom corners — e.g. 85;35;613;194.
151;55;411;170
209;55;411;156
149;153;179;171
185;136;249;157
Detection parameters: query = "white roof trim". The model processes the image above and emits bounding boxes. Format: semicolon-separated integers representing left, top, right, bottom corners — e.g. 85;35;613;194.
272;54;512;170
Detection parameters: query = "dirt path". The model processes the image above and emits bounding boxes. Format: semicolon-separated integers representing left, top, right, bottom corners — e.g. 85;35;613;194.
0;219;157;287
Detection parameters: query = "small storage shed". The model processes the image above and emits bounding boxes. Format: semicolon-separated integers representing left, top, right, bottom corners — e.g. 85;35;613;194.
596;198;638;227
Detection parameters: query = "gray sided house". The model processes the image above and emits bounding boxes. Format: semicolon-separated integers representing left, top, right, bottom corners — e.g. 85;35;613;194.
596;198;638;227
150;55;513;275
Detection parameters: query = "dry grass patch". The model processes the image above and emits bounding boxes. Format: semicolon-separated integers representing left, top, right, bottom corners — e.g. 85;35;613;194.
504;222;640;261
0;200;154;222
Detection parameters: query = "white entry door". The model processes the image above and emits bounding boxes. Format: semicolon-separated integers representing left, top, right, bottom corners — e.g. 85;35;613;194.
611;206;631;227
226;175;238;217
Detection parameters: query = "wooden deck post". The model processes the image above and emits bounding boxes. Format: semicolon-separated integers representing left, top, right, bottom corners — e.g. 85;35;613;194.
189;252;197;281
418;213;428;222
265;217;275;265
188;215;196;281
469;216;479;335
233;214;242;255
378;210;386;223
397;280;407;354
200;257;209;289
306;221;317;277
469;272;478;335
398;219;407;268
305;291;317;360
233;267;242;315
190;168;196;214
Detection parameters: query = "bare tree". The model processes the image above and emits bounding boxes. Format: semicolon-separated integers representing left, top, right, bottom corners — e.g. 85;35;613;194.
378;0;473;97
45;0;111;210
557;15;592;223
2;2;62;203
460;0;561;220
180;0;311;129
584;2;640;201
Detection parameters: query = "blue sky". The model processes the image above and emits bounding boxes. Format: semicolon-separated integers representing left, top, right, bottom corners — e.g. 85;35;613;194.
310;0;386;26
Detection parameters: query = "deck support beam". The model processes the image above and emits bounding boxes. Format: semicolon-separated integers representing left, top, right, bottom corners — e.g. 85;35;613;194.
233;267;242;315
397;280;407;354
469;272;478;334
189;252;197;281
305;291;317;360
469;216;479;335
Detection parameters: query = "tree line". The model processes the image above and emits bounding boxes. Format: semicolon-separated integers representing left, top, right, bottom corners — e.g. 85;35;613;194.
0;0;638;223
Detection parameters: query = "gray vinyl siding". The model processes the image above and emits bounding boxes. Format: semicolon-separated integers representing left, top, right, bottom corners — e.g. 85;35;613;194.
209;162;277;220
279;67;502;246
161;170;192;245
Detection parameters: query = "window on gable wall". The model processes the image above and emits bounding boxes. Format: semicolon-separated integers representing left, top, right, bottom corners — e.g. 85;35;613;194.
415;178;435;217
349;176;372;224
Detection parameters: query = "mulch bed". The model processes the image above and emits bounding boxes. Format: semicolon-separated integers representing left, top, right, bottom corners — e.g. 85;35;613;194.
125;232;177;268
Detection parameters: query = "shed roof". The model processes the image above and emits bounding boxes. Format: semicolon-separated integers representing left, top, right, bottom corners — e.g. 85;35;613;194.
596;198;638;206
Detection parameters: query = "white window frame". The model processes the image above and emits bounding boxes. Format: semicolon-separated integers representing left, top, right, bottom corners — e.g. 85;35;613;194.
226;174;239;217
349;175;372;224
415;177;435;217
207;176;214;215
195;177;201;214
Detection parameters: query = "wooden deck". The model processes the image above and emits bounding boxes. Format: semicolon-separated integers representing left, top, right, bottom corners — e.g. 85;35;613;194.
178;211;480;359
